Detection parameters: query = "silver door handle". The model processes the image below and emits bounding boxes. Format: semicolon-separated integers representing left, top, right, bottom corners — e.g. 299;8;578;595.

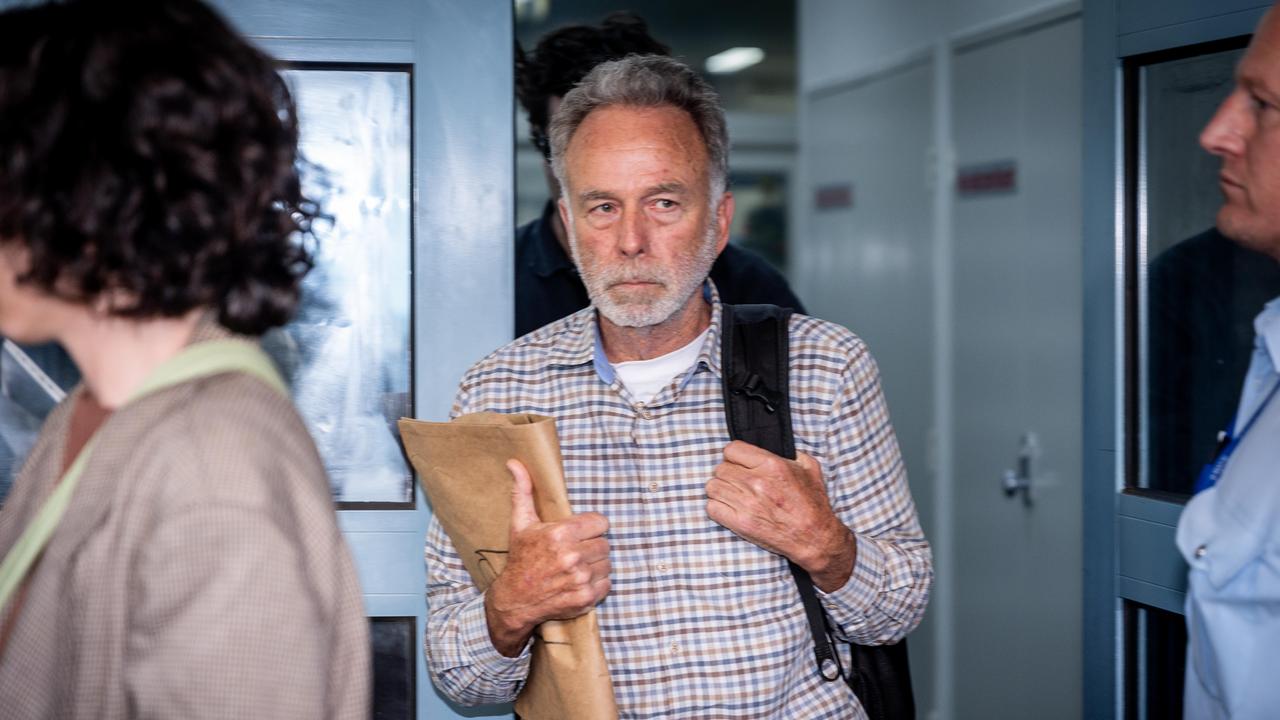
1000;432;1038;507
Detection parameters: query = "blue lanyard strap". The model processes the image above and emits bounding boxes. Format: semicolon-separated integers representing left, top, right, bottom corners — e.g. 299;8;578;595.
1227;378;1280;452
1195;377;1280;494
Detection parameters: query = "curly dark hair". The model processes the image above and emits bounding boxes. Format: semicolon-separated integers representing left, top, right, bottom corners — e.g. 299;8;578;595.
0;0;317;335
516;11;670;159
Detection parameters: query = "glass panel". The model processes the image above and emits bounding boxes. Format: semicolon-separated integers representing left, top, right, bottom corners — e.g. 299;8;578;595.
2;69;415;508
1125;602;1187;720
0;341;78;504
276;67;414;506
1140;40;1280;493
728;170;790;273
1143;47;1244;259
370;617;415;720
0;68;412;504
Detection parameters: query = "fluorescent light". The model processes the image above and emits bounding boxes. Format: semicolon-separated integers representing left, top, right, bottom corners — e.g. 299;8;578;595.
514;0;550;23
705;47;765;74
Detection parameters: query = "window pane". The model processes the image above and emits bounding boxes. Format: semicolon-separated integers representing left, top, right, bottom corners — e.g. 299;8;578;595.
1125;602;1186;720
1140;40;1280;493
276;67;414;506
0;341;78;504
2;69;417;509
728;170;790;274
370;617;415;720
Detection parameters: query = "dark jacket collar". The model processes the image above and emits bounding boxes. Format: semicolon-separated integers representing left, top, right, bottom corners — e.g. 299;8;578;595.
525;200;576;279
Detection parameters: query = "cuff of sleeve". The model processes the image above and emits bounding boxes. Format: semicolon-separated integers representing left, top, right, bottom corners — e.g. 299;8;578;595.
459;592;533;676
814;532;887;627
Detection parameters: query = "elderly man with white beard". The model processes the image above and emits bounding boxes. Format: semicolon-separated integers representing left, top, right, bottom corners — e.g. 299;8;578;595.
423;55;932;719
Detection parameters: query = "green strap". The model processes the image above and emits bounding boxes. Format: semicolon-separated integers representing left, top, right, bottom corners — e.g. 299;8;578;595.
0;339;287;614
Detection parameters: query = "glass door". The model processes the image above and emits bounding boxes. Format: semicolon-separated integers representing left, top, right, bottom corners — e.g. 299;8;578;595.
1084;2;1271;718
230;2;517;717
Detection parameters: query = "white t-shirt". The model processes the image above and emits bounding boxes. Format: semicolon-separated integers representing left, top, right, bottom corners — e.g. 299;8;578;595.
612;327;711;404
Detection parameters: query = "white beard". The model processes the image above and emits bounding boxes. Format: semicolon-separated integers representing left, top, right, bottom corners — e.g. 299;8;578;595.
571;219;720;328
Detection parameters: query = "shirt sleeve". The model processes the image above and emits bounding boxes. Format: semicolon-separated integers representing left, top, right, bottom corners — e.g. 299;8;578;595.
423;514;532;705
814;343;933;646
421;375;533;706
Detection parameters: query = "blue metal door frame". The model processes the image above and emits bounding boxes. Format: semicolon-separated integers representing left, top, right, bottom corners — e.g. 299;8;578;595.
1082;1;1269;717
215;2;514;717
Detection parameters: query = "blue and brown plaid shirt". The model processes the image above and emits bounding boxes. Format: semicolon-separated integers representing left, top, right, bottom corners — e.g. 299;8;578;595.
424;284;932;719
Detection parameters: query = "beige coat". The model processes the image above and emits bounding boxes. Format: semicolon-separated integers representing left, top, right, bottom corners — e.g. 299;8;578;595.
0;323;371;719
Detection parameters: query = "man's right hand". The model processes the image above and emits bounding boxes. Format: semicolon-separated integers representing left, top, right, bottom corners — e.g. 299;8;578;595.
484;459;611;657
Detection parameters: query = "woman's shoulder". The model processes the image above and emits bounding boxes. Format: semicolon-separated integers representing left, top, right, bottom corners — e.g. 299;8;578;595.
125;371;329;511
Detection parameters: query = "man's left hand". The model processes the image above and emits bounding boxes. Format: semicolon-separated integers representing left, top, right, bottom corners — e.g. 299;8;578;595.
705;440;856;592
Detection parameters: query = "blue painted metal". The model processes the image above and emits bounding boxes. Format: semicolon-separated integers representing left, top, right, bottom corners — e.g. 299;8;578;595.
1119;7;1267;57
215;2;514;718
1084;1;1268;718
1082;0;1122;714
1117;0;1269;37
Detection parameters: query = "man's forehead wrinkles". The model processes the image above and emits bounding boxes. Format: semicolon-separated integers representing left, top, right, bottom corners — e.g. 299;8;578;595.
649;182;688;194
573;182;693;205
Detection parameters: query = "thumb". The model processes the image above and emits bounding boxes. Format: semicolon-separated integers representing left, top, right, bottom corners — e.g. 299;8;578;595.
507;459;541;533
795;452;826;489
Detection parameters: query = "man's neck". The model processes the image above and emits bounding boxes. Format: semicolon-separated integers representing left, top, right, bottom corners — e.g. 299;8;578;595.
599;295;712;364
58;310;203;409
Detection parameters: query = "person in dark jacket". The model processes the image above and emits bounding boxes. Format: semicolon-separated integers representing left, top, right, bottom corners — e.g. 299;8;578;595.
514;12;804;338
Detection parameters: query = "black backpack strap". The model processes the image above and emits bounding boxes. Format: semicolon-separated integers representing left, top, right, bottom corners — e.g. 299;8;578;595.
720;303;843;683
720;304;796;459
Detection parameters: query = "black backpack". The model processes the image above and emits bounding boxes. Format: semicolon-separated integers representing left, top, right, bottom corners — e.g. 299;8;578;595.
720;303;916;720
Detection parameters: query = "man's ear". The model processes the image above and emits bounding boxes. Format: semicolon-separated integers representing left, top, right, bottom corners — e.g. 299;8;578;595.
715;191;735;254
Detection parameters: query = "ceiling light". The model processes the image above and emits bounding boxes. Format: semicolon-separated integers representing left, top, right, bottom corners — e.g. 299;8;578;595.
514;0;550;23
705;47;765;74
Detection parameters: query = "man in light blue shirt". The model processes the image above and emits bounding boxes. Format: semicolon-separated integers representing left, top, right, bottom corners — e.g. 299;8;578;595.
1178;5;1280;717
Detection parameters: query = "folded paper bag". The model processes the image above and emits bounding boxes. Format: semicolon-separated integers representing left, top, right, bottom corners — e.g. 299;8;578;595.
398;412;619;720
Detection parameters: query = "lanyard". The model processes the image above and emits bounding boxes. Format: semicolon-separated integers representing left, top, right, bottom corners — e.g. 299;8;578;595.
1194;377;1280;494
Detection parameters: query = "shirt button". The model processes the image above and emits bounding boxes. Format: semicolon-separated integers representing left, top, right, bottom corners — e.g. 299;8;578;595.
657;562;669;573
669;642;680;655
1195;544;1207;559
648;482;659;493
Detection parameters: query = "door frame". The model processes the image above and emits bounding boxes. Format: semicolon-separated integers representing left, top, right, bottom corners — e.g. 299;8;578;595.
215;2;514;718
1081;1;1269;717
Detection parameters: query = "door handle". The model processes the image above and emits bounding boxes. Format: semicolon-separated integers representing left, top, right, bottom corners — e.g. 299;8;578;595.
1000;432;1038;507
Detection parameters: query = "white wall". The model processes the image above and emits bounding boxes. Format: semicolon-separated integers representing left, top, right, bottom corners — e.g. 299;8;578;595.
798;2;1081;719
800;0;1044;92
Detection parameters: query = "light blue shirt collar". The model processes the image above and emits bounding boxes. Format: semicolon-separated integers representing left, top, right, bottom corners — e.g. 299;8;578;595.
591;281;719;387
1255;296;1280;372
1234;295;1280;428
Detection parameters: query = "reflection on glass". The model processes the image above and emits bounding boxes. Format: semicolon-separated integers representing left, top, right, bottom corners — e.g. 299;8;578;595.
0;341;78;504
1141;42;1280;494
272;68;414;506
371;617;415;720
1144;47;1243;260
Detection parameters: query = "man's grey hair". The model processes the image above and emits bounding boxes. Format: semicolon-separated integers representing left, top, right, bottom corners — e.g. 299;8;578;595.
549;54;730;199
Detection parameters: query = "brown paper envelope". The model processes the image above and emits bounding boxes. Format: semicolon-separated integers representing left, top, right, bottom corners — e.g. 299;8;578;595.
398;412;619;720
